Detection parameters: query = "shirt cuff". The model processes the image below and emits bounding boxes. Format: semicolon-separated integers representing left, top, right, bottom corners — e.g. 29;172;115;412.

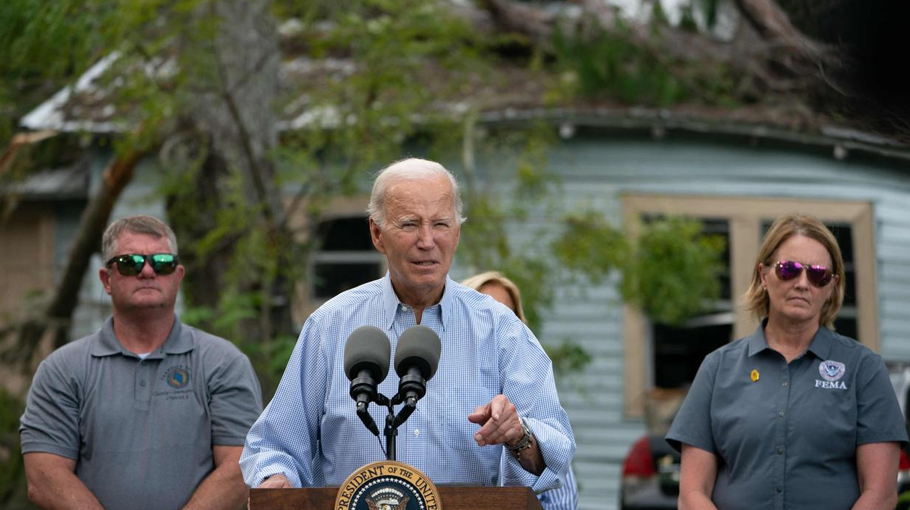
523;417;575;493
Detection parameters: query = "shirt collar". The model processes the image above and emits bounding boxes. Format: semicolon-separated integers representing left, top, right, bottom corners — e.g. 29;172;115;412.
746;323;770;357
379;273;454;332
806;327;834;360
91;316;191;358
747;318;834;359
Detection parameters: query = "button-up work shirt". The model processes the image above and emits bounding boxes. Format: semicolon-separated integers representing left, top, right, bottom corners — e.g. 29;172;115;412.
240;275;575;494
667;323;907;510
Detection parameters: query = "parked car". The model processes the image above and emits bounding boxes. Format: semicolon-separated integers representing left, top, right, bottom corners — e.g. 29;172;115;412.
619;434;680;510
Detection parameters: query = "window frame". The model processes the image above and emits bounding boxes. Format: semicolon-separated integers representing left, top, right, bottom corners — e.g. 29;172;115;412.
307;214;385;301
621;194;878;417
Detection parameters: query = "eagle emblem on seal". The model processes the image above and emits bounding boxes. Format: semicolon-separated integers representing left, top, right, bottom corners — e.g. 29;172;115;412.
365;491;409;510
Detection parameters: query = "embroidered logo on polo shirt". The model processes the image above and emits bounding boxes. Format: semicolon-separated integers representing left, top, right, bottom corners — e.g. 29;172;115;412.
815;360;847;390
165;366;191;389
819;360;845;381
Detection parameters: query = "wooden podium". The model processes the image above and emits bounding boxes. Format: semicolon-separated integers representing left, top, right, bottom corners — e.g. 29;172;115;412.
250;486;544;510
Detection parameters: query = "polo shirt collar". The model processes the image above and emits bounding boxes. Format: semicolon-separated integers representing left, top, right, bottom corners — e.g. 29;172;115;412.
806;326;834;360
746;323;770;357
380;273;454;332
746;318;834;359
91;315;192;358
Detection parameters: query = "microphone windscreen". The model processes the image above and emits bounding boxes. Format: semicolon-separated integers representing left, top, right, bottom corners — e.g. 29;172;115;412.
343;326;391;382
394;325;441;381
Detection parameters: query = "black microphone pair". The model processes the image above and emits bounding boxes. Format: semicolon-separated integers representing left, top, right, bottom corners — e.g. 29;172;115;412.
343;325;442;436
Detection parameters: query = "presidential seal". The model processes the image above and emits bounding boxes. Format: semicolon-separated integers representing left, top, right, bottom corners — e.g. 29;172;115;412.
335;460;442;510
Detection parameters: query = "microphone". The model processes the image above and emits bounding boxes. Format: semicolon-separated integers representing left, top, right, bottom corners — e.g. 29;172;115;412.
394;325;441;406
344;326;391;436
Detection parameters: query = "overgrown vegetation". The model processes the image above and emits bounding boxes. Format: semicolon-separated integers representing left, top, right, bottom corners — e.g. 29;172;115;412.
550;16;741;108
0;390;34;510
454;125;725;373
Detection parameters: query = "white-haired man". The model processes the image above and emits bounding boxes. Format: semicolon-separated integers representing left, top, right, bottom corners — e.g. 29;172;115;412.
241;158;575;495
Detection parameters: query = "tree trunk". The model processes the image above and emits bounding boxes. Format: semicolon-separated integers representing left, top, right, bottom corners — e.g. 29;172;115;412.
1;145;143;396
177;0;296;343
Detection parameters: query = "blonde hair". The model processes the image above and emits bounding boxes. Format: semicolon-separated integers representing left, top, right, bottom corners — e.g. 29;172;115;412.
743;213;845;329
461;271;527;324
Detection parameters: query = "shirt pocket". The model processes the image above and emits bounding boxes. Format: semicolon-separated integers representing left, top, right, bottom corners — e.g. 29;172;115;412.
445;385;491;451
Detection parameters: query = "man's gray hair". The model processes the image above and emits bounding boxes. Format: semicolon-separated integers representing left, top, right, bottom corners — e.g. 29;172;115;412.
102;215;178;261
367;158;466;229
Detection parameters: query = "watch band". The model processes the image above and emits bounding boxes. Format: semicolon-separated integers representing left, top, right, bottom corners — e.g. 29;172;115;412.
506;417;533;458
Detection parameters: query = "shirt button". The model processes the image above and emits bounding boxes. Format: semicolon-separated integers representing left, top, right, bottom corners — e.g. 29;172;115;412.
782;381;789;387
776;487;782;493
778;411;784;417
777;448;784;455
401;305;409;312
140;380;146;387
414;429;420;437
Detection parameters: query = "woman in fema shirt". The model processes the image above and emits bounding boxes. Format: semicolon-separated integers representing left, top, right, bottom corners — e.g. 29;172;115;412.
667;213;907;510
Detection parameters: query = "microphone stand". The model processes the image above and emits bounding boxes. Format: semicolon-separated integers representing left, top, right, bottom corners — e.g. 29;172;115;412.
384;404;398;461
381;393;419;461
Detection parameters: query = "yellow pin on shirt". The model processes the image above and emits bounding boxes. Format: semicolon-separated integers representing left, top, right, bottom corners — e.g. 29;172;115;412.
750;369;760;382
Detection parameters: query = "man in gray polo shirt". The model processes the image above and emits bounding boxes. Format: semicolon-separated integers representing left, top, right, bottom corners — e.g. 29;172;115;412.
20;215;263;510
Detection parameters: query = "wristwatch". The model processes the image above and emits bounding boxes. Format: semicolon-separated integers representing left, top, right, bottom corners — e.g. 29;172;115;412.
506;417;533;459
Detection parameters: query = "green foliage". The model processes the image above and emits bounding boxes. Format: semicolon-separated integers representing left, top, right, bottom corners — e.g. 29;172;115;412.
897;489;910;510
551;21;688;106
458;125;561;333
0;390;34;509
698;0;720;29
678;5;700;33
2;0;730;394
461;128;725;372
553;211;629;284
621;217;725;325
549;7;743;109
552;211;725;326
543;339;593;376
0;0;115;140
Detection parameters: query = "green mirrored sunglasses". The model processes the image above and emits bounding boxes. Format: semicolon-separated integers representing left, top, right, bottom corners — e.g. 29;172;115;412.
105;253;180;276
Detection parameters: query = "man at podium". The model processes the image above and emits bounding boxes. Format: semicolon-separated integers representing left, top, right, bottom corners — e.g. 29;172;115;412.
240;158;575;497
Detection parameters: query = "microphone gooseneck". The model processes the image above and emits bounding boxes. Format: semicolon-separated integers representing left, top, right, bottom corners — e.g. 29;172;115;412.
392;325;442;425
343;326;391;437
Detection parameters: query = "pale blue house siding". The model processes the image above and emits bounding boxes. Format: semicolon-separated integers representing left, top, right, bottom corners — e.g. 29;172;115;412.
468;133;910;509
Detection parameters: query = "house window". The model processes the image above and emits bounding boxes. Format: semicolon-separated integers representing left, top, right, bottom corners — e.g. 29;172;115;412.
623;195;877;417
647;217;733;389
311;216;383;299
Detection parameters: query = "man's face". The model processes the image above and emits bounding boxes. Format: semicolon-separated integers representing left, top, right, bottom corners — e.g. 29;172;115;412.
369;176;461;306
99;232;184;313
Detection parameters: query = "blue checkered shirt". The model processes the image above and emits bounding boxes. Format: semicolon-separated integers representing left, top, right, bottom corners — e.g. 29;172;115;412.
538;465;578;510
240;275;575;494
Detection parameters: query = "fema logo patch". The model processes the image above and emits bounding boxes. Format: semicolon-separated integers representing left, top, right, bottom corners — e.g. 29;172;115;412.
165;366;191;389
819;360;846;382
